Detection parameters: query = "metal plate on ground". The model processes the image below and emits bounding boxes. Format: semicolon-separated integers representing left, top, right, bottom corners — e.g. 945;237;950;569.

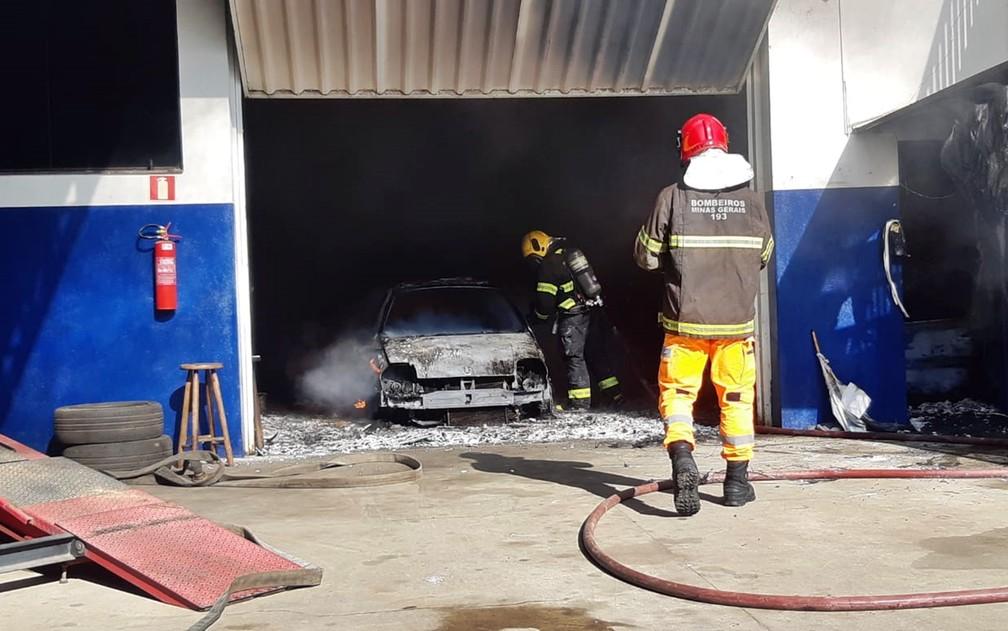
0;448;27;464
52;502;301;608
0;439;313;611
0;458;125;506
27;489;166;524
47;502;200;539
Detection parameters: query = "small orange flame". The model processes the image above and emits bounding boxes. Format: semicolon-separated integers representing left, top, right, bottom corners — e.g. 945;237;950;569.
354;400;367;409
369;358;382;375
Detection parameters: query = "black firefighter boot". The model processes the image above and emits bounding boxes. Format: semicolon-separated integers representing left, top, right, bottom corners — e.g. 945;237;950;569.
668;441;700;516
723;460;756;507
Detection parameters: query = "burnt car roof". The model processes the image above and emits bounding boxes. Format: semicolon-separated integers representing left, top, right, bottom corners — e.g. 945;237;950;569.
392;278;492;292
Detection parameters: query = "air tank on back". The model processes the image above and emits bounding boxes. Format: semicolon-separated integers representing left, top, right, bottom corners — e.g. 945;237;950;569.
563;248;602;299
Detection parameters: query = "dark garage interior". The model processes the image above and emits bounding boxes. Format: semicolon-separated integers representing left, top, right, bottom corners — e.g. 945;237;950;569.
883;66;1008;435
244;94;749;412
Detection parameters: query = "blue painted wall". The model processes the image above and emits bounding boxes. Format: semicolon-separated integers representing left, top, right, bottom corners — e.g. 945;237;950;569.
773;186;907;428
0;203;242;453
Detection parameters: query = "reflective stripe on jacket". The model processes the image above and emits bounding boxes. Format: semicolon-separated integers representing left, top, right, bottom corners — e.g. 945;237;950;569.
634;183;774;339
534;244;586;320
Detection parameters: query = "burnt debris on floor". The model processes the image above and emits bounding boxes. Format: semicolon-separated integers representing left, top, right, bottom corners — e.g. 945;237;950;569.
909;399;1008;438
259;409;719;457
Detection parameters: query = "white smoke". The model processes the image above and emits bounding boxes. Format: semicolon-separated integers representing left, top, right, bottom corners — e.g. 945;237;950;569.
295;306;530;412
297;332;378;412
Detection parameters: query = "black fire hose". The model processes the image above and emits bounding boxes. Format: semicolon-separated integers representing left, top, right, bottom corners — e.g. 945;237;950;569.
581;430;1008;611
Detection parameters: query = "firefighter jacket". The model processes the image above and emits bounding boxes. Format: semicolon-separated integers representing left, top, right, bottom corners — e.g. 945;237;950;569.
533;242;588;321
634;183;774;339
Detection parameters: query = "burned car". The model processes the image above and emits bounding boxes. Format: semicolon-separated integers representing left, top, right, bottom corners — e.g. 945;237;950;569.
373;279;552;422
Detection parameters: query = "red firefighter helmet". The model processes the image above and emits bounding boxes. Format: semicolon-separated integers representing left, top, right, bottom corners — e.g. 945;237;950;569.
678;113;729;163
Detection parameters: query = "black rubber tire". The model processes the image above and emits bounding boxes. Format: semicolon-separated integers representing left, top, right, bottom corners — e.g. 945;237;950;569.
54;401;164;445
62;435;173;473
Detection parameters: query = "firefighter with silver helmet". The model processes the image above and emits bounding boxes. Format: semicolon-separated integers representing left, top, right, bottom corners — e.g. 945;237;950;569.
522;230;623;410
634;113;774;515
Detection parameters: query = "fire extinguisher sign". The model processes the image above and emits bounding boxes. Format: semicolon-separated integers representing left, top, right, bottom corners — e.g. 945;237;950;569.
149;175;176;201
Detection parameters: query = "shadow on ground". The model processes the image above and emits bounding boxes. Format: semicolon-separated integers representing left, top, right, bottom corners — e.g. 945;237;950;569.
0;560;149;601
459;451;725;517
893;442;1008;467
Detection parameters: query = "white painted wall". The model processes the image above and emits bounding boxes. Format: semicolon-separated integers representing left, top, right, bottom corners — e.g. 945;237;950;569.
842;0;1008;127
840;0;945;128
227;32;255;455
0;0;237;208
768;0;898;191
919;0;1008;97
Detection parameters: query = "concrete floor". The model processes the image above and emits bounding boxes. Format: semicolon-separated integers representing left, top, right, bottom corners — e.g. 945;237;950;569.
4;434;1008;630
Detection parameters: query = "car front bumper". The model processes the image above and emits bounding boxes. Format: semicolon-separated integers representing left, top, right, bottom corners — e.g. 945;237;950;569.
384;387;549;410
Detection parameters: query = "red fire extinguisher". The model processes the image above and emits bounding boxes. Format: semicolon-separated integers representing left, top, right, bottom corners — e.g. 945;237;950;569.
139;223;182;311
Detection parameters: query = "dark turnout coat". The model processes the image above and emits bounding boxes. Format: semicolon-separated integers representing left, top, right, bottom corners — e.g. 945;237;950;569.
634;183;774;339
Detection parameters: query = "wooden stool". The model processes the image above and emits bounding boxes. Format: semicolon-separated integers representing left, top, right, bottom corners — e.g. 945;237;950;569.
178;362;234;466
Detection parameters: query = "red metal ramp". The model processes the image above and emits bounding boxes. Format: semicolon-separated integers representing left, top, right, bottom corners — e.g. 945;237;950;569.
0;434;317;610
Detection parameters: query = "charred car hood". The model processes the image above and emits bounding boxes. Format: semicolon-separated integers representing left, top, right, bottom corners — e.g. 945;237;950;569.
382;333;542;379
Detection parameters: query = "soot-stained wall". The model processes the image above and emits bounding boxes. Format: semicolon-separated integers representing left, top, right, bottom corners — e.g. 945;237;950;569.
244;96;748;406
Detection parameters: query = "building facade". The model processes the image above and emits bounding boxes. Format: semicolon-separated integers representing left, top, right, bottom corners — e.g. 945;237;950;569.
2;0;1006;451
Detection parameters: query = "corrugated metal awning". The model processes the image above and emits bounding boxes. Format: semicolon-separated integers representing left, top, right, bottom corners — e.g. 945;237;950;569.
229;0;775;98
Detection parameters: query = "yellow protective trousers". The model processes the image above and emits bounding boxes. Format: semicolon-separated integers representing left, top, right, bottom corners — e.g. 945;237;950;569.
658;334;757;461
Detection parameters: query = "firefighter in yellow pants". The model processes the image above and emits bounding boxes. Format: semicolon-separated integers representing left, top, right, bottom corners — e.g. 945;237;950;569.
660;336;756;462
634;113;773;516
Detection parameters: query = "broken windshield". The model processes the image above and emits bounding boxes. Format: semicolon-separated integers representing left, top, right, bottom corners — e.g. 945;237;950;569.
382;287;527;337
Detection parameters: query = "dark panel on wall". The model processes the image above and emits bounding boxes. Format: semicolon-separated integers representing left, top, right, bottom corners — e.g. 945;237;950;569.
243;96;749;406
0;0;182;172
0;204;241;452
898;140;976;321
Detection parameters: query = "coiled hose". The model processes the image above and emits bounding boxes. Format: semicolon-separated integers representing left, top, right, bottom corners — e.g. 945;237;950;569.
581;427;1008;611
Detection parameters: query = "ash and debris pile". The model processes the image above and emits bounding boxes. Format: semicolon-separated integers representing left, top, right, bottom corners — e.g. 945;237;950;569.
909;399;1008;437
260;409;719;457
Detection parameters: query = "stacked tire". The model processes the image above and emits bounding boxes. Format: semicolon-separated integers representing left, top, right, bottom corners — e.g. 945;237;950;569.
55;402;172;475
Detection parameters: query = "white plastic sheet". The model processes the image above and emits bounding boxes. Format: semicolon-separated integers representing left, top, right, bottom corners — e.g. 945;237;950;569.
813;331;869;432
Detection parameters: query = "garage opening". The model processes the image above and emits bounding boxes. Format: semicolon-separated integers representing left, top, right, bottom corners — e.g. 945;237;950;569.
244;94;749;415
